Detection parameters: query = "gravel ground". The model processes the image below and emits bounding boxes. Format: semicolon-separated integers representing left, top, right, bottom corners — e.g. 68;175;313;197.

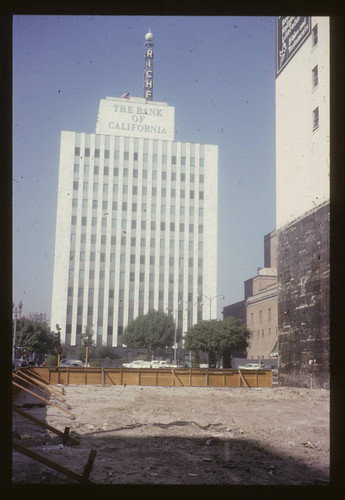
12;384;330;486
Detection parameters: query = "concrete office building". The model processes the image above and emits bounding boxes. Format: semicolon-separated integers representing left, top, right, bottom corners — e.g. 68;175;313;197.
276;17;330;388
51;30;218;348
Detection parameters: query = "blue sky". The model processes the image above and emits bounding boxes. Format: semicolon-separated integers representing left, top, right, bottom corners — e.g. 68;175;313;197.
13;15;276;321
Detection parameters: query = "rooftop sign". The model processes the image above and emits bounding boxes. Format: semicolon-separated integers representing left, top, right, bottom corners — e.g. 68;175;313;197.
276;16;311;76
95;96;175;141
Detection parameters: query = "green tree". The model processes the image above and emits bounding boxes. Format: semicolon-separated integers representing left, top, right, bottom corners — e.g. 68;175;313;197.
77;325;96;360
184;316;251;368
94;345;119;360
122;310;175;358
14;318;55;355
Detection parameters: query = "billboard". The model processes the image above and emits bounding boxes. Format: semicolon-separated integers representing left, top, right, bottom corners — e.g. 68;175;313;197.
95;97;175;141
276;17;311;76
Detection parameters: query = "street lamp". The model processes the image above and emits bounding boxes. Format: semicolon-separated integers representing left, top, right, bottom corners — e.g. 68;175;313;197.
12;301;23;366
202;294;225;319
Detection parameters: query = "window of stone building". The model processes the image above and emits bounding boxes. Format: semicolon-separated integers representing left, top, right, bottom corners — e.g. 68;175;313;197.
313;107;319;131
259;310;262;323
268;308;271;322
312;24;318;47
312;65;318;89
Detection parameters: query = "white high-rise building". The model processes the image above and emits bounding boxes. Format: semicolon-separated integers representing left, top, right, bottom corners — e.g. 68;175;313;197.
51;36;218;348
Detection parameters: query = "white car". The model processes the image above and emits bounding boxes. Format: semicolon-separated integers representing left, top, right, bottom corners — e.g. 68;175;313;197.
237;363;267;370
122;360;151;368
150;360;176;368
59;359;88;367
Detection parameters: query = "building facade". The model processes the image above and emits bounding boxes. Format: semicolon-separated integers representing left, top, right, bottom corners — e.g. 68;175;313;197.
245;230;277;360
51;95;218;348
246;276;277;360
222;230;278;361
276;17;330;388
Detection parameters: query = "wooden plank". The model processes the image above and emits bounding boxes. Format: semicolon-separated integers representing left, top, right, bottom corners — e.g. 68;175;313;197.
238;370;250;388
23;367;50;385
12;441;96;484
12;380;75;418
82;449;97;481
171;368;184;387
12;406;80;446
13;372;53;399
22;367;272;388
18;370;65;398
14;372;66;404
62;427;71;445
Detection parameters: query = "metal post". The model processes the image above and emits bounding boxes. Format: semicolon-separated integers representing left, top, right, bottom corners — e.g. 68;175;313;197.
12;305;19;365
203;294;225;320
174;319;177;364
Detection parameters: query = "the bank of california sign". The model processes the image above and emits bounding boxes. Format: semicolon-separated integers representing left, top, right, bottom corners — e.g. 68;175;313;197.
96;98;175;141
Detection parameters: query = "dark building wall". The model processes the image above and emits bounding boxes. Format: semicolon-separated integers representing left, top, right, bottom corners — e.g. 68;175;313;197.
222;300;246;323
277;202;330;389
264;230;277;268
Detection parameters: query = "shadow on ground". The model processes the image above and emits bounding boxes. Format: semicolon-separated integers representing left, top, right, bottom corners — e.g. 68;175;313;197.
12;421;330;486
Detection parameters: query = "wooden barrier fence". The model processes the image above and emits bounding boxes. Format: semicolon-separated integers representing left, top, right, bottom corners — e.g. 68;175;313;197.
16;366;272;388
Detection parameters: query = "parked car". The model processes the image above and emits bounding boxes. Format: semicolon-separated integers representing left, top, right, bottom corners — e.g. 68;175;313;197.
122;360;151;368
237;363;267;370
150;360;177;368
59;359;88;367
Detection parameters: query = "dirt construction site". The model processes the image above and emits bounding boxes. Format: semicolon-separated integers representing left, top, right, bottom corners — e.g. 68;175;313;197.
12;369;330;486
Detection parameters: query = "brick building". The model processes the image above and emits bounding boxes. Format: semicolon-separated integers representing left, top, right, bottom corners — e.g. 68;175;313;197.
245;230;277;360
222;230;278;361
